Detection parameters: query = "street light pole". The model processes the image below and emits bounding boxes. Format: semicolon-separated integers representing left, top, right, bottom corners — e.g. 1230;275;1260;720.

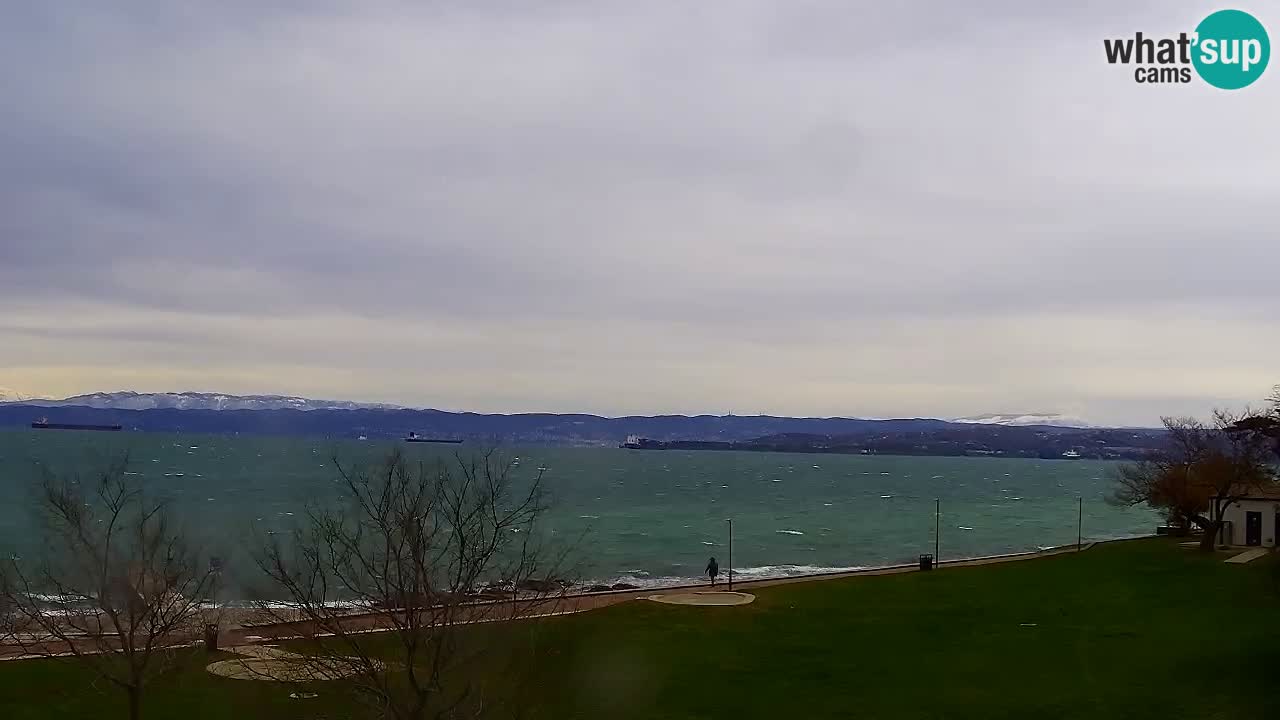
1077;497;1083;551
935;498;941;566
727;518;734;591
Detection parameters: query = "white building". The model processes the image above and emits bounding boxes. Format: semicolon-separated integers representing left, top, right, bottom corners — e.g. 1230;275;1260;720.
1215;491;1280;548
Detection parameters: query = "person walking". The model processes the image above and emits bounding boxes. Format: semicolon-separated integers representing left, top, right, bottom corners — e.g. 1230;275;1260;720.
706;556;719;586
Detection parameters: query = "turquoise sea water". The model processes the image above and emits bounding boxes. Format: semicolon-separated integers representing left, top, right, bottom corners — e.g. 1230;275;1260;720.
0;430;1157;590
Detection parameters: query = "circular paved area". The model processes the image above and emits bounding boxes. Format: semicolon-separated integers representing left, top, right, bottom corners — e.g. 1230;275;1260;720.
206;645;376;681
646;591;755;606
206;657;362;681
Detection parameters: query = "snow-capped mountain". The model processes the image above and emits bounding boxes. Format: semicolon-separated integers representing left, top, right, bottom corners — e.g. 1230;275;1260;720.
2;391;404;412
951;413;1094;428
0;387;39;403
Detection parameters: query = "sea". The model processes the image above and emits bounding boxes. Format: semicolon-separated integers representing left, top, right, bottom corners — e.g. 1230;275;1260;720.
0;430;1157;593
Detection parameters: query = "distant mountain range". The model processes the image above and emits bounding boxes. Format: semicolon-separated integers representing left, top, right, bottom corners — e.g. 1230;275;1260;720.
950;413;1094;428
0;391;1167;459
2;391;1097;426
2;391;403;412
0;387;33;404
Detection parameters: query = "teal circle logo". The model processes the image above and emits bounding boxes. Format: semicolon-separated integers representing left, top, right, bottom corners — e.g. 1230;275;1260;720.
1192;9;1270;89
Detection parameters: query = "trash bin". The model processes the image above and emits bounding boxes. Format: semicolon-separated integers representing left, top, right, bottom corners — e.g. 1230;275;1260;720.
204;623;220;652
919;554;934;571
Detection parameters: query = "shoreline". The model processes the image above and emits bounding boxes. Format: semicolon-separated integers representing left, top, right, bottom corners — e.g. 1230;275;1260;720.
559;538;1121;599
211;534;1152;620
219;538;1138;645
557;532;1154;595
1;537;1149;661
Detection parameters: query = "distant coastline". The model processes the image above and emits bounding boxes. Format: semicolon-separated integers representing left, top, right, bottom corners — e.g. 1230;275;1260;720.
619;434;1157;460
0;403;1168;460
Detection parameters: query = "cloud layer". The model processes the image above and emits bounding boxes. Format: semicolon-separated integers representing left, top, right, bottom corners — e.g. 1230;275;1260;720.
2;1;1277;424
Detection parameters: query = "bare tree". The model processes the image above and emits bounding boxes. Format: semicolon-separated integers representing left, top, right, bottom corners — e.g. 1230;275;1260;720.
253;449;568;720
1228;385;1280;460
0;456;220;720
1112;457;1200;537
1112;412;1277;550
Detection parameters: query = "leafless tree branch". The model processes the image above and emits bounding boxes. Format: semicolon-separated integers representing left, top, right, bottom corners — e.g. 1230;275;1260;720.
0;455;220;720
1111;411;1278;550
251;449;573;720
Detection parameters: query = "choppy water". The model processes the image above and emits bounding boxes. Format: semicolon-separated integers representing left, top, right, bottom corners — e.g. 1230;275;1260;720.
0;430;1156;590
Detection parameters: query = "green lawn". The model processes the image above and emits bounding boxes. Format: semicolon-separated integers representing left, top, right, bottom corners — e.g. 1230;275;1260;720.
2;539;1277;719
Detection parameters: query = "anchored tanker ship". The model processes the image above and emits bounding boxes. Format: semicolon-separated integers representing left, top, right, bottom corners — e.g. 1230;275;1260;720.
31;417;123;432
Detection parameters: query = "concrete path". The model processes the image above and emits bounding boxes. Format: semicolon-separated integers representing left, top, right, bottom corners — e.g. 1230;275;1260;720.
646;591;755;606
1224;548;1269;564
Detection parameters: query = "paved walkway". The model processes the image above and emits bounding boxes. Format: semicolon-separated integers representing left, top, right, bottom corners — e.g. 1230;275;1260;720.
1224;548;1270;564
646;591;755;606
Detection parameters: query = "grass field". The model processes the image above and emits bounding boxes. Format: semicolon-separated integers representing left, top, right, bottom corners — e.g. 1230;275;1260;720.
1;539;1276;719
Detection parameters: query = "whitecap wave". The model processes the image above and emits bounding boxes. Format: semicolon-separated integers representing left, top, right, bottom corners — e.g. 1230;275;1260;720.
593;573;692;589
1089;531;1156;542
726;563;869;580
588;563;873;590
775;529;804;536
221;600;374;611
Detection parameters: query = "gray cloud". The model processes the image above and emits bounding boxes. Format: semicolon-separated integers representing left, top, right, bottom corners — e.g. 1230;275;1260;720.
1;1;1277;425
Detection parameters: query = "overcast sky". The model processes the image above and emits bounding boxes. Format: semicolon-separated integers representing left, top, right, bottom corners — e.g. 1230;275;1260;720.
1;1;1277;425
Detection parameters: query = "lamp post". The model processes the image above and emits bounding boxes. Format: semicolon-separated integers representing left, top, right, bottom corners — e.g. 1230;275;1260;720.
935;498;940;566
1077;497;1083;551
727;518;734;590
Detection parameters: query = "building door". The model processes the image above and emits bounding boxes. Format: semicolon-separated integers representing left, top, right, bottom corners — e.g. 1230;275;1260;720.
1245;511;1262;546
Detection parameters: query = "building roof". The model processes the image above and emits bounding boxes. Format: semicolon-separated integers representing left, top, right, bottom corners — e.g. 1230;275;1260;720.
1233;486;1280;501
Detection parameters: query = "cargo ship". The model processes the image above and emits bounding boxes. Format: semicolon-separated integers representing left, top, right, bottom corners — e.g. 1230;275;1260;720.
404;432;462;444
32;418;123;432
620;435;736;450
